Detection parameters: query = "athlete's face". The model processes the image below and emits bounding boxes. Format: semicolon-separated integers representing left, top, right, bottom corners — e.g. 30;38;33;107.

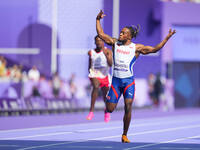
95;37;104;49
119;28;131;42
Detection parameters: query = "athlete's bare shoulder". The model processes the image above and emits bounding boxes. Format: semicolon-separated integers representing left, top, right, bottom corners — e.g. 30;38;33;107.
134;43;144;58
103;47;111;55
88;50;92;56
135;43;144;50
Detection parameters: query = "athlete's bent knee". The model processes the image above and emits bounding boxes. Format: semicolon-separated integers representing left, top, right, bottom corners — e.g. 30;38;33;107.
106;104;116;113
106;108;114;113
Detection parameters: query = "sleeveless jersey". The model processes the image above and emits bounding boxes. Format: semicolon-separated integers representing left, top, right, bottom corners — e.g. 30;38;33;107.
113;41;137;78
88;48;110;78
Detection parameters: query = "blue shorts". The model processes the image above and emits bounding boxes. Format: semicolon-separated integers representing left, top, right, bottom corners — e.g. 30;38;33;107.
106;76;135;103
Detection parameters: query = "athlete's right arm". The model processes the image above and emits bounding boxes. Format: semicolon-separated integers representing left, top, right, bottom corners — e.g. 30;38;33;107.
88;51;92;72
96;10;116;46
135;29;176;55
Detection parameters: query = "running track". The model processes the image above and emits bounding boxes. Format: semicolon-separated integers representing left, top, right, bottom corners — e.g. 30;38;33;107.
0;108;200;150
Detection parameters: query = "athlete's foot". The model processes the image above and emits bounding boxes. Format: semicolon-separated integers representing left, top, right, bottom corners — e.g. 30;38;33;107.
86;112;94;120
104;112;110;122
121;135;130;143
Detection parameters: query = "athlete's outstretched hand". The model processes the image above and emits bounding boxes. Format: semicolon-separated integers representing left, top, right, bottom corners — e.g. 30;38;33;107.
96;10;106;20
168;29;176;37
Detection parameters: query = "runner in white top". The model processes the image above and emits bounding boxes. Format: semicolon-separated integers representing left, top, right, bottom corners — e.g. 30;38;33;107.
96;10;176;143
88;47;110;79
87;35;112;122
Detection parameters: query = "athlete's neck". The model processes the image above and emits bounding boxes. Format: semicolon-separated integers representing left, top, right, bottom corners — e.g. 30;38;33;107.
124;40;132;45
95;47;102;53
119;40;132;45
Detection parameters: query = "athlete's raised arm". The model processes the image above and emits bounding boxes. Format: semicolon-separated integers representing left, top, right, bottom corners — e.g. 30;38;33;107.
136;29;176;55
88;50;92;72
96;10;116;46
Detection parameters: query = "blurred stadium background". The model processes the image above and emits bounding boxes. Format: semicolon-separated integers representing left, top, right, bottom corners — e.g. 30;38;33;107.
0;0;200;116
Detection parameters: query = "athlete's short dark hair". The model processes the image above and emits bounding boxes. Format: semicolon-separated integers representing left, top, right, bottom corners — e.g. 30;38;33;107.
125;24;140;39
94;35;100;41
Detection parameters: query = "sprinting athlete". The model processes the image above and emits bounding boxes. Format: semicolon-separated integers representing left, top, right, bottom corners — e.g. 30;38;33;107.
96;10;176;142
87;35;112;122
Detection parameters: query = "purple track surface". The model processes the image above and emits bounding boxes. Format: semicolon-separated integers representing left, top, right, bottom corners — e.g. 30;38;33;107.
0;108;200;150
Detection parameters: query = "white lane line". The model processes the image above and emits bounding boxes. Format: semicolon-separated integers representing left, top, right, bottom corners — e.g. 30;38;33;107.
16;140;85;150
1;114;199;133
77;119;200;133
1;119;199;140
0;144;20;147
124;135;200;150
1;119;200;140
65;146;112;149
15;126;200;150
17;140;113;150
0;131;73;140
0;121;115;133
91;124;200;140
77;126;121;133
160;147;195;150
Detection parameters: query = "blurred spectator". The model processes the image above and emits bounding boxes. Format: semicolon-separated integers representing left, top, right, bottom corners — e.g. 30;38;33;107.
32;85;40;97
69;73;77;100
69;73;77;99
52;72;62;98
161;78;174;112
0;56;7;77
147;73;156;105
28;66;40;97
6;67;11;77
59;80;71;99
9;65;22;82
38;75;53;99
153;73;164;106
10;65;18;79
17;65;23;79
28;66;40;82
